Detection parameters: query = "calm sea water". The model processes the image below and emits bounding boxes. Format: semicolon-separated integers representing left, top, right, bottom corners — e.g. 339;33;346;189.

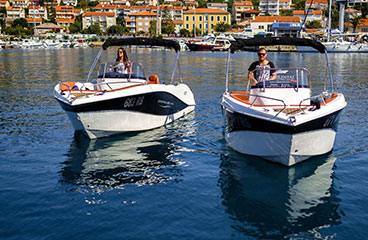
0;47;367;239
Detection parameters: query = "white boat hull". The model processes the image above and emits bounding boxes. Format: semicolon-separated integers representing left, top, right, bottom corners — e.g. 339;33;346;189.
55;82;195;139
225;128;336;166
64;106;195;139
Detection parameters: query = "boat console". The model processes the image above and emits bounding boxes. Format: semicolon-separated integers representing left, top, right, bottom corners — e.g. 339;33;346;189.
248;68;311;106
96;61;148;91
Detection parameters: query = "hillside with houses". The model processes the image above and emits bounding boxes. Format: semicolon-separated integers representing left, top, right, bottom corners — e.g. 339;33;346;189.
0;0;367;39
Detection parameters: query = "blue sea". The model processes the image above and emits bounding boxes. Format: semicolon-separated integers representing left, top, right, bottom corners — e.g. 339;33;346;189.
0;47;367;239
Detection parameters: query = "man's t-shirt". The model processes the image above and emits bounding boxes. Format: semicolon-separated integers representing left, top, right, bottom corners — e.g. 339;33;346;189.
248;61;275;81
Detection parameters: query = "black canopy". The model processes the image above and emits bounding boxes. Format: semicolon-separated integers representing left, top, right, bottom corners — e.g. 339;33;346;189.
102;37;181;52
230;37;326;53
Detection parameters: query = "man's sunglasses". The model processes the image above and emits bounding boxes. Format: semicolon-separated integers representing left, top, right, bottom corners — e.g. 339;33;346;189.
258;53;266;56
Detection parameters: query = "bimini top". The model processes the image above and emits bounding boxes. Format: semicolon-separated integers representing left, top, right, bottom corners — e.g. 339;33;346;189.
230;37;326;53
102;37;181;52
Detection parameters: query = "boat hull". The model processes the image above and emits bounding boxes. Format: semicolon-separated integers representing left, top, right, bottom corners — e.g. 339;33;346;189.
55;83;195;139
186;43;215;51
221;93;346;166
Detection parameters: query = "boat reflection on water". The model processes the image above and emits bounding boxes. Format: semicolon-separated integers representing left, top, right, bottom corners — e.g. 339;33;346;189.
60;120;194;191
219;152;342;238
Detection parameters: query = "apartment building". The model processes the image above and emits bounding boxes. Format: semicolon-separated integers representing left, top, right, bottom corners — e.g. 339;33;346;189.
55;6;75;19
95;4;130;18
63;0;77;6
305;0;328;10
232;0;253;23
82;12;116;31
293;10;323;23
10;0;29;9
0;0;10;8
159;5;184;20
127;11;156;33
250;16;300;34
207;2;228;12
28;5;48;20
183;8;231;34
6;6;25;20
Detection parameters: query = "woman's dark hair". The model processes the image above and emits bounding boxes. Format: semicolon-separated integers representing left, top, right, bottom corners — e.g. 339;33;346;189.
116;47;129;63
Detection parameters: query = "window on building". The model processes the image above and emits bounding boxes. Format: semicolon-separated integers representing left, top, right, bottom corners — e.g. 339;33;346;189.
211;24;213;29
138;22;142;26
211;16;214;21
193;16;195;21
199;23;202;29
186;16;189;21
199;16;202;21
259;25;264;29
138;16;142;19
217;16;220;21
186;24;189;28
223;16;226;21
145;22;149;26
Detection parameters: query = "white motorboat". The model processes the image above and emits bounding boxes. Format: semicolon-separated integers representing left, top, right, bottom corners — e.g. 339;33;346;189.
221;37;347;166
54;38;196;139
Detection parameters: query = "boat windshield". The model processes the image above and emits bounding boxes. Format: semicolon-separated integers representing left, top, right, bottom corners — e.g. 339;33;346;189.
248;67;310;91
98;61;147;80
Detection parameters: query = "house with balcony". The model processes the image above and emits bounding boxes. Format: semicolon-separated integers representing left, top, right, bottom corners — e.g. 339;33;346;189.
6;6;25;24
259;0;280;16
28;5;48;20
55;6;75;19
279;0;291;10
305;0;328;10
127;11;156;33
293;10;323;25
83;12;116;32
95;4;130;18
250;16;301;36
0;0;10;8
232;0;253;23
63;0;77;6
25;17;42;26
183;8;231;35
207;2;228;12
158;5;184;20
10;0;29;9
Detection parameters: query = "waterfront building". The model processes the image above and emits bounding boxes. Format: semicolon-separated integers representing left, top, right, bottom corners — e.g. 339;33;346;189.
345;18;368;33
56;18;75;32
250;16;300;35
207;2;228;12
232;0;253;23
28;5;48;20
183;8;231;35
126;11;157;33
82;12;116;32
35;22;62;34
55;6;75;19
95;4;130;19
293;10;324;25
157;5;184;20
305;0;328;10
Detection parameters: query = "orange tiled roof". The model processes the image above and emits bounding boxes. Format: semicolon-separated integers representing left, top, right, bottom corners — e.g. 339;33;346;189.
234;1;253;6
293;10;322;15
56;18;75;23
25;17;42;22
252;16;300;22
28;5;40;9
306;0;327;3
55;6;74;11
83;12;115;16
172;19;183;24
184;8;229;14
129;11;156;16
242;9;259;13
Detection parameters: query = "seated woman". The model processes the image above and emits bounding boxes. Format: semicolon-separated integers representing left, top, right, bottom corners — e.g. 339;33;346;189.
115;47;131;74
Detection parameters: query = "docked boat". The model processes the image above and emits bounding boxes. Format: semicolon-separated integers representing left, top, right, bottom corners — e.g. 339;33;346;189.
54;38;196;139
186;35;232;51
221;37;347;166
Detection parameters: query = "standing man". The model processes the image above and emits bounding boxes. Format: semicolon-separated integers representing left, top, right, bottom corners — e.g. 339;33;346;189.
248;48;277;85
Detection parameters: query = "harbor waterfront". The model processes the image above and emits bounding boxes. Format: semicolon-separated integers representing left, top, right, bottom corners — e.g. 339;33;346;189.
0;48;367;239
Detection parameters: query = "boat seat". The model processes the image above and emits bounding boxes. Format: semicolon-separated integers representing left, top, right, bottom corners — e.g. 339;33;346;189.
148;74;160;84
60;82;76;91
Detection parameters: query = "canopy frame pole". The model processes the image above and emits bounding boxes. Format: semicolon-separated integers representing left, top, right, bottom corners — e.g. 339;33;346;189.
171;51;180;83
86;47;103;82
225;48;231;93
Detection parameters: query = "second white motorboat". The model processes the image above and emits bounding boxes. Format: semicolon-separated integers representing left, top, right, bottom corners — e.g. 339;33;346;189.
54;38;196;139
221;37;347;166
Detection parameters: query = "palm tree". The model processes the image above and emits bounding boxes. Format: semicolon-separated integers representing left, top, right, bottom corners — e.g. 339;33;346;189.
350;16;362;33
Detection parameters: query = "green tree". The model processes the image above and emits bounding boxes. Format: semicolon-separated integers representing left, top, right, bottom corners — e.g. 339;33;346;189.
149;20;157;35
106;25;125;34
214;22;231;32
69;14;82;33
350;16;362;33
280;10;292;16
162;20;175;34
12;18;29;28
84;23;102;34
180;28;190;36
306;20;322;29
